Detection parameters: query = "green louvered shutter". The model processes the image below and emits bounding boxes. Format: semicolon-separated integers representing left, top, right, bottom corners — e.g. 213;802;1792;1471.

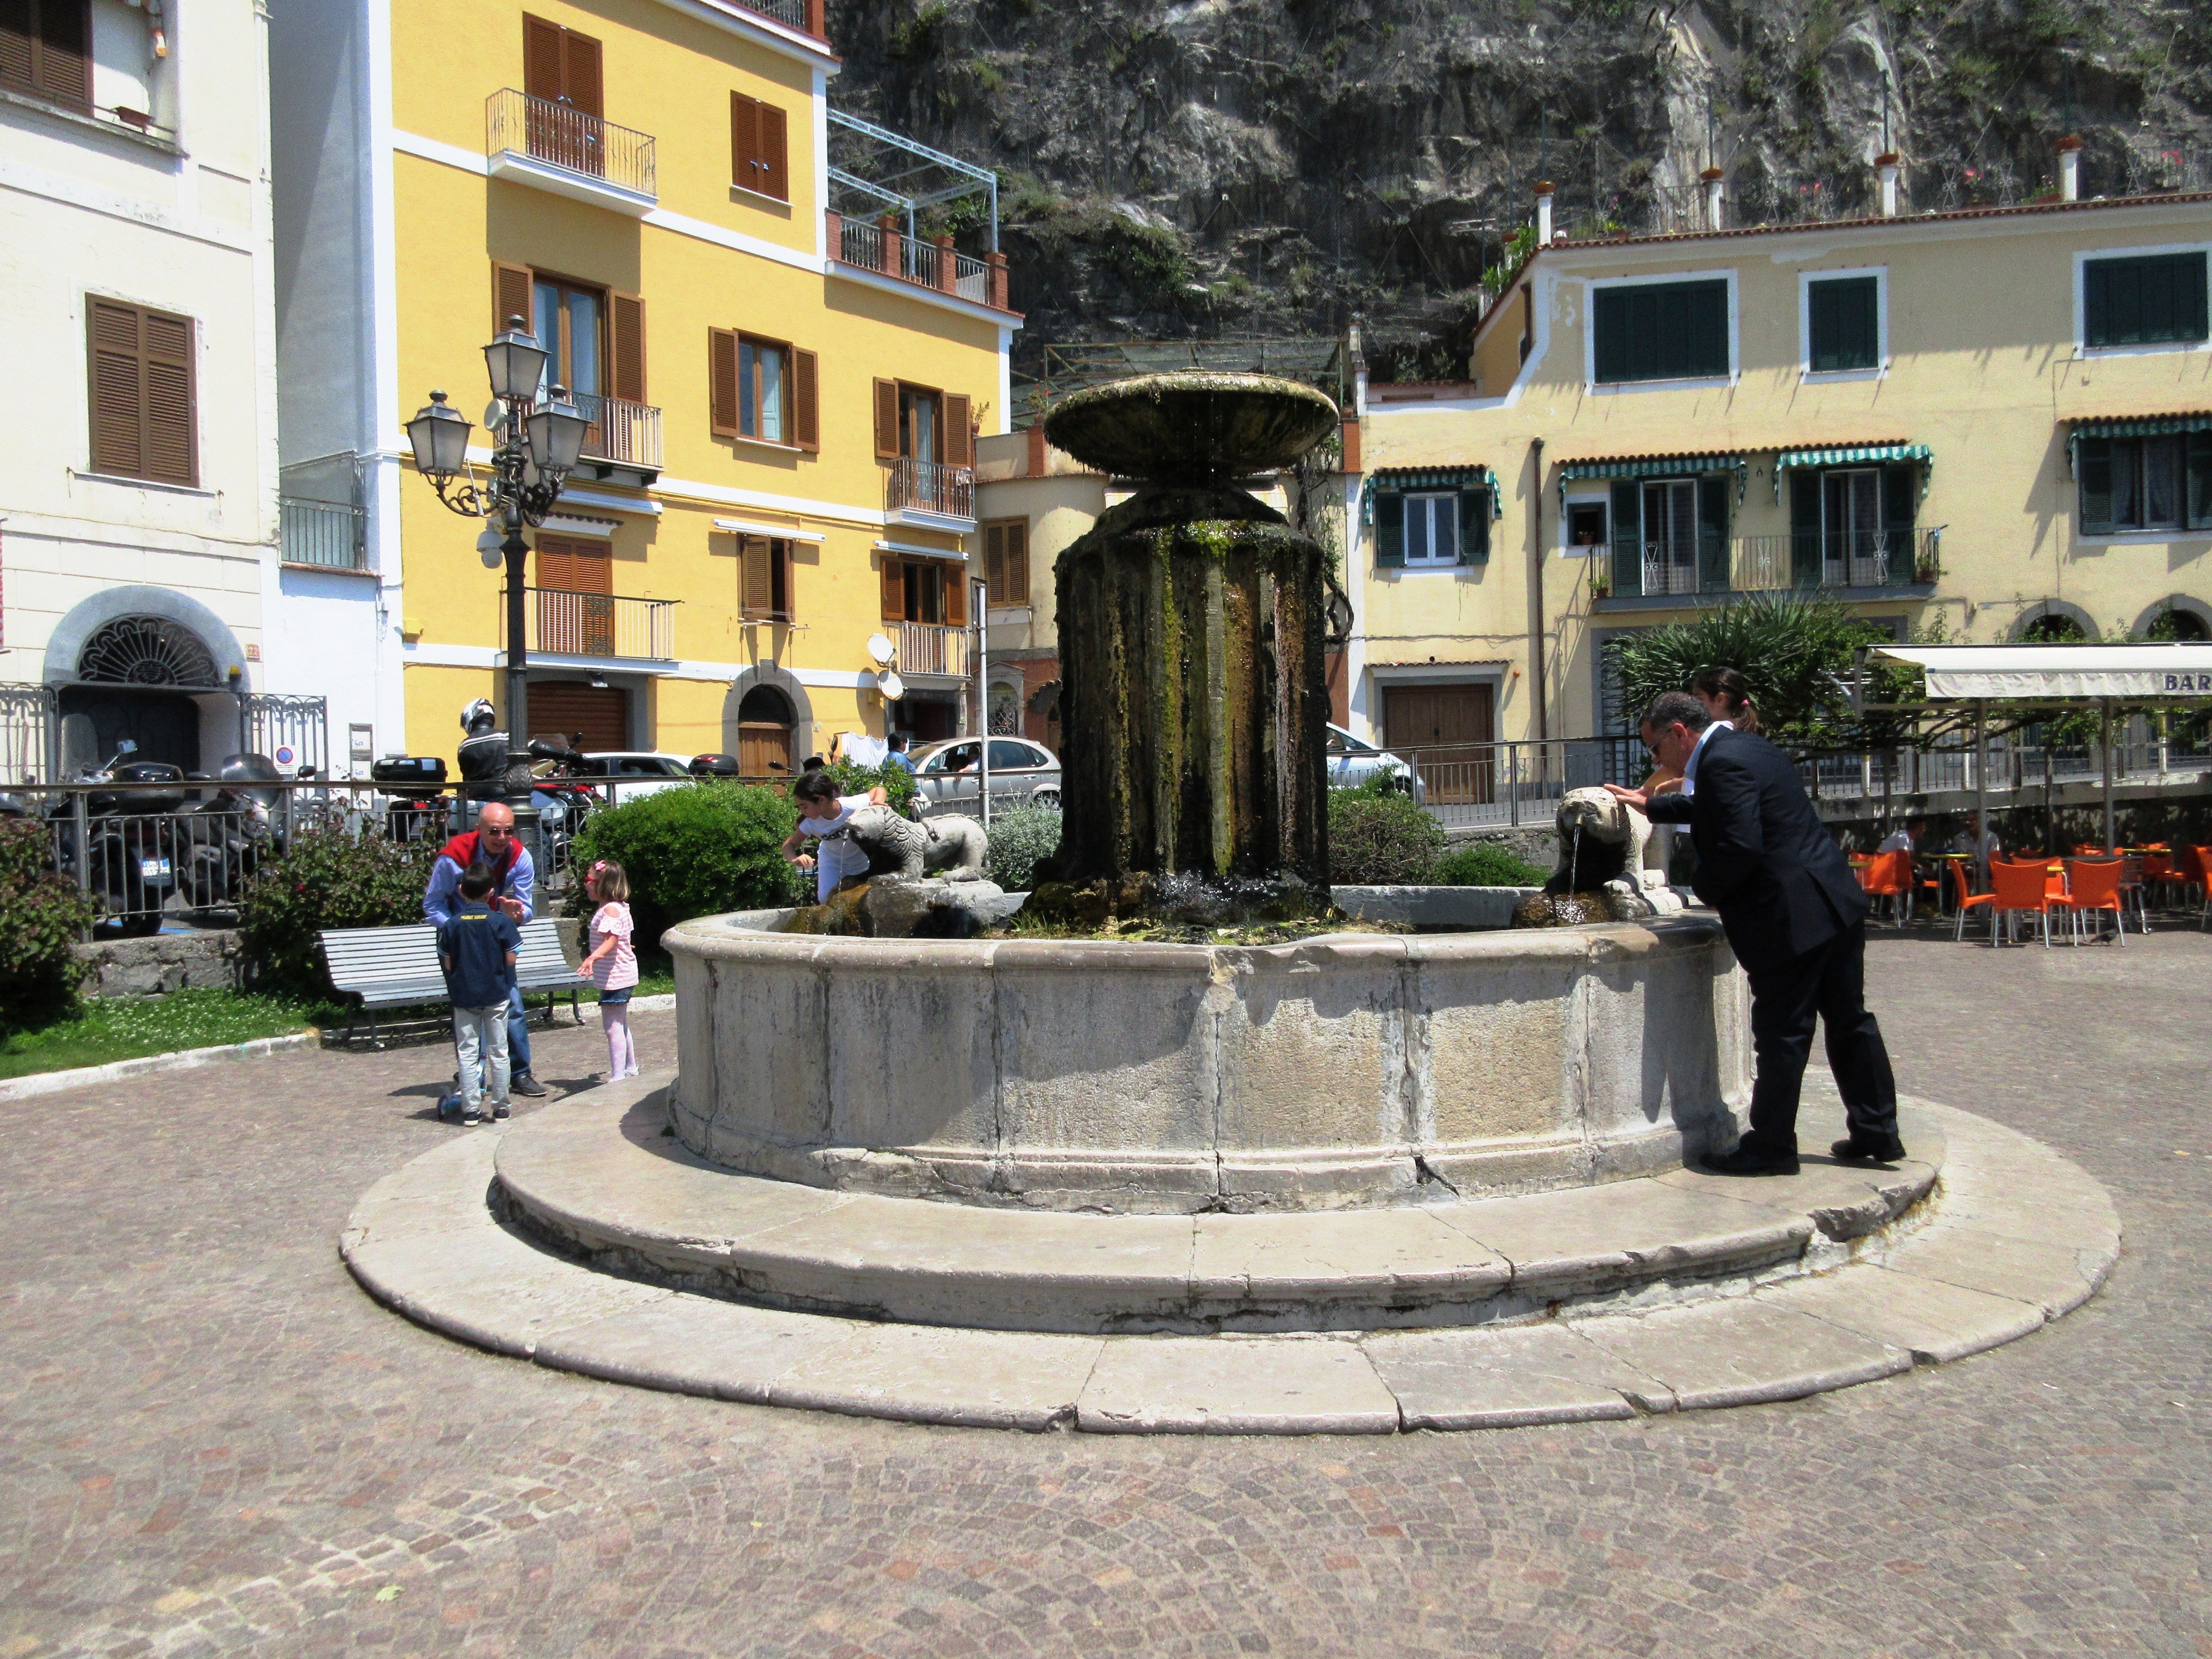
2077;439;2115;533
1790;472;1823;587
1881;463;1918;582
1609;482;1641;596
1697;475;1730;591
2187;431;2212;530
1374;492;1405;568
1459;487;1490;564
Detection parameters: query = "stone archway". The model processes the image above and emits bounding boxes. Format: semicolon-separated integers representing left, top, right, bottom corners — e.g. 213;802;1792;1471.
44;585;247;690
722;664;815;765
2129;594;2212;640
2011;599;2100;643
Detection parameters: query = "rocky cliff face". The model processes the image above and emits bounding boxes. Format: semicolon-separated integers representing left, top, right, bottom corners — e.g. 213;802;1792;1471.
825;0;2212;384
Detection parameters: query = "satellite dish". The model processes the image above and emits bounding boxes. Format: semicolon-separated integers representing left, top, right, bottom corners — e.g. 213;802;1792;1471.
877;669;905;703
865;632;896;667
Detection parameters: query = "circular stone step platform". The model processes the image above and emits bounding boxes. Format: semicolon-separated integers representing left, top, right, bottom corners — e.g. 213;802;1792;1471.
341;1074;2119;1435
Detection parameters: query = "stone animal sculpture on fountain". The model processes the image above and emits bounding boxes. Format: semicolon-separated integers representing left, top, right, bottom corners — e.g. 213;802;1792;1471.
844;803;990;882
1512;786;1685;927
788;805;1012;938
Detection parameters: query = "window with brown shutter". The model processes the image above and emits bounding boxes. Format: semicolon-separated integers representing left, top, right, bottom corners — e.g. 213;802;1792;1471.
1;0;91;111
880;553;905;621
984;519;1029;607
942;563;968;627
522;14;601;116
87;299;197;486
730;91;789;201
942;393;972;469
609;291;646;402
873;378;899;459
791;348;818;452
739;536;793;621
709;328;739;437
534;533;614;656
494;262;535;335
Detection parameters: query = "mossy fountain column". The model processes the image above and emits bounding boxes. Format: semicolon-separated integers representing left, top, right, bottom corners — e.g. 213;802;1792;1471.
1040;373;1339;911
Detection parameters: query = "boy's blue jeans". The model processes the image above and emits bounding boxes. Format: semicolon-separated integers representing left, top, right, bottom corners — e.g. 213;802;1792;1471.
453;1001;511;1111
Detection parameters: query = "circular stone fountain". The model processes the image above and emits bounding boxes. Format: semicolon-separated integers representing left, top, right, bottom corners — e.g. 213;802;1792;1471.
340;372;2118;1433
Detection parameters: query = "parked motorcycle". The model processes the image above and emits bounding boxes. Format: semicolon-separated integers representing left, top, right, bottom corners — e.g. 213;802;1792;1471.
173;753;281;914
528;738;602;872
48;741;188;937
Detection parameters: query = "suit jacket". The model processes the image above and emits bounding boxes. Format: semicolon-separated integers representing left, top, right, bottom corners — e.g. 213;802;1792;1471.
1642;725;1868;976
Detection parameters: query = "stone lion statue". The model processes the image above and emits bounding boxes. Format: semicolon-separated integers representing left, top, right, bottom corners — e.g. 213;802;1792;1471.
1513;786;1683;926
843;804;990;883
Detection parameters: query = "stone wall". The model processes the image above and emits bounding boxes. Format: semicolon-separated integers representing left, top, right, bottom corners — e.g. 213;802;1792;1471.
74;931;246;999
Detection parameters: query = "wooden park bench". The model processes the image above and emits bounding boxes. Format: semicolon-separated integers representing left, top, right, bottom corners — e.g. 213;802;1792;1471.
319;918;585;1046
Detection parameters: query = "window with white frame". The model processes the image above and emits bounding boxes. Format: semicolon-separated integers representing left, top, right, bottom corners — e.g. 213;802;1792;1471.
1403;492;1460;565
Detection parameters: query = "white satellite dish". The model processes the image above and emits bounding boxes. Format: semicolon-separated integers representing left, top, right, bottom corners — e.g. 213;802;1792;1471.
865;632;896;667
877;669;905;703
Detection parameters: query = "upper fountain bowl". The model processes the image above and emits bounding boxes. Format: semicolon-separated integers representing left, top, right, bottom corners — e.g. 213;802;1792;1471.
1044;372;1339;485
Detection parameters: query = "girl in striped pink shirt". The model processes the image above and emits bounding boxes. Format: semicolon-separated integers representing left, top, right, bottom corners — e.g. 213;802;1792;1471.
577;860;640;1080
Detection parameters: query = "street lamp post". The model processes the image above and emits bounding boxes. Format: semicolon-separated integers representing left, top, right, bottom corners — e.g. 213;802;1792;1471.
405;317;593;798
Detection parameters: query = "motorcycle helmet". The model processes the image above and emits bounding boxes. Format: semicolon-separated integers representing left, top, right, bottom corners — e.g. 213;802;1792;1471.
461;697;499;737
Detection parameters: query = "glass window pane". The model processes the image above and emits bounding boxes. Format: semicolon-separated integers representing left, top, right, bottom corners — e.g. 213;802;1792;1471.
566;290;601;397
2112;441;2141;528
759;344;783;443
988;740;1033;770
2145;436;2183;527
532;284;561;394
1406;498;1432;562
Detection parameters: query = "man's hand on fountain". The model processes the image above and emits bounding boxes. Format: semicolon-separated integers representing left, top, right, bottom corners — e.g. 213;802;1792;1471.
792;852;815;871
1601;783;1648;811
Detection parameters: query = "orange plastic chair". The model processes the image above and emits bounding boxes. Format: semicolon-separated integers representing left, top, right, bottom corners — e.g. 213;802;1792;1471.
1950;860;1995;943
1988;859;2060;947
1860;850;1913;926
2060;859;2125;946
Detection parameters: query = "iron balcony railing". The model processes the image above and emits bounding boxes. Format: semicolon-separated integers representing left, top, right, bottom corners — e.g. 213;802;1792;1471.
1613;528;1940;599
887;457;974;520
728;0;826;37
570;391;663;472
830;213;1007;309
501;588;677;661
279;498;366;570
485;89;657;201
895;620;969;678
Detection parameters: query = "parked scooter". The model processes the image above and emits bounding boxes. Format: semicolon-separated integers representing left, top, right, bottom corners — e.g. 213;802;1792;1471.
48;740;188;937
174;754;281;914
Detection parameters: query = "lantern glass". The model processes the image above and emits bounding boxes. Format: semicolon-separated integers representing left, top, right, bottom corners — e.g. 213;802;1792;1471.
405;392;472;481
527;387;592;473
483;317;548;404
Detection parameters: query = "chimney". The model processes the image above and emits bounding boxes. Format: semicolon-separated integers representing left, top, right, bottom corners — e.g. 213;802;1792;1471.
2057;134;2083;201
1534;180;1554;246
1875;152;1901;217
1700;166;1725;230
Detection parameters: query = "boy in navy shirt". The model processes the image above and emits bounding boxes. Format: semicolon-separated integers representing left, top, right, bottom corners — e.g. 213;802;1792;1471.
437;863;522;1123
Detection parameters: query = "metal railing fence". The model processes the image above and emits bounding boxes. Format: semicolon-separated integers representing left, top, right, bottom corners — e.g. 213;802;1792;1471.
279;498;366;570
485;88;657;200
502;587;678;661
895;620;970;677
887;457;974;518
571;391;663;471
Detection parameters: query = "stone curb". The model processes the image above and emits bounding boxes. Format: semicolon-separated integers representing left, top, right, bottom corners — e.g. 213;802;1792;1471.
341;1098;2120;1435
0;1030;319;1105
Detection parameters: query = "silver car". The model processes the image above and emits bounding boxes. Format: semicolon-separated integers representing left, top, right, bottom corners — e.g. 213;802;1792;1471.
909;737;1062;816
1325;723;1425;802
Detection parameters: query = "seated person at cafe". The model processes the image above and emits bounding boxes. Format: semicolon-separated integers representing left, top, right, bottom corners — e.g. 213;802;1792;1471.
1878;816;1927;855
1950;812;2000;859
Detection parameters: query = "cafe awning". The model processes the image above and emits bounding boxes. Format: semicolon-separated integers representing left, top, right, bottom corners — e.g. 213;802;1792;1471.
1359;464;1499;525
1771;441;1930;503
1555;451;1747;504
1868;643;2212;699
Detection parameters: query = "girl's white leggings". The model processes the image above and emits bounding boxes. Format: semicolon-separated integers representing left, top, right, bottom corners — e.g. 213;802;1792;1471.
602;1002;637;1079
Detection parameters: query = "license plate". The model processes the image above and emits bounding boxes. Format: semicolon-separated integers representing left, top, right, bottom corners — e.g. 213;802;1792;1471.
140;857;172;880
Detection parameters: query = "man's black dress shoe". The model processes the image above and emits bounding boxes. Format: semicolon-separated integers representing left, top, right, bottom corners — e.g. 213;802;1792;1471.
1698;1144;1801;1177
1830;1135;1906;1164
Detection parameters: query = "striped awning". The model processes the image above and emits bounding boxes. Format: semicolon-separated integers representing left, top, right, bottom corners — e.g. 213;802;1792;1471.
1359;464;1500;525
1555;452;1747;504
1772;442;1931;503
2066;411;2212;477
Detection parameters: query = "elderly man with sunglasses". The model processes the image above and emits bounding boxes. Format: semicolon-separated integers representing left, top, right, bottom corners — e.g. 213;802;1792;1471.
1605;692;1903;1176
424;801;547;1098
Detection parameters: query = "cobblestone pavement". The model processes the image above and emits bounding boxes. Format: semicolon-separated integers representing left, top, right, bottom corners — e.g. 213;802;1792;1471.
1;930;2207;1659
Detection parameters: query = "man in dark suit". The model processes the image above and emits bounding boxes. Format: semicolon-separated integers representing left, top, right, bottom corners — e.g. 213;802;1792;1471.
1605;691;1903;1176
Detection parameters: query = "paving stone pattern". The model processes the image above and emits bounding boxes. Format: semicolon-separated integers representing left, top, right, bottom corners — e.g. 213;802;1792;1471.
2;933;2208;1656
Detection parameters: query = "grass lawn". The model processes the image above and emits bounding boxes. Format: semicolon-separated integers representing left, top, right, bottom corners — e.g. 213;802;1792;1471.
0;989;317;1082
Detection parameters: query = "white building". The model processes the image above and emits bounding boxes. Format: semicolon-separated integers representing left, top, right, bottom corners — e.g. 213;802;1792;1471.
0;0;364;782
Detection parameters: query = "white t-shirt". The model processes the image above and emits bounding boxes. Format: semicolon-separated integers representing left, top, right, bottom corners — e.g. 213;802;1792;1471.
809;793;875;902
1877;831;1916;853
1952;828;2001;858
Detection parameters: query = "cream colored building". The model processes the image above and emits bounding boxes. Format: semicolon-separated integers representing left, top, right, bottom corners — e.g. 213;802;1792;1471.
1353;187;2212;752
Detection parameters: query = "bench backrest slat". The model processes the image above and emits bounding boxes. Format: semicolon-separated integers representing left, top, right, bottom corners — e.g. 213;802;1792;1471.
320;918;576;997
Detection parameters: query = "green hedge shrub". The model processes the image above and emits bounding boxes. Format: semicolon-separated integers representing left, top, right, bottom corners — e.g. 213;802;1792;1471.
1327;777;1445;885
823;757;918;815
1435;842;1551;888
0;817;97;1027
568;782;803;944
237;828;440;999
984;805;1061;890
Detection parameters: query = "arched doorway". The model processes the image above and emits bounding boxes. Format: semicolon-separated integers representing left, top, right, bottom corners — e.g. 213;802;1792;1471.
61;614;225;772
736;685;794;776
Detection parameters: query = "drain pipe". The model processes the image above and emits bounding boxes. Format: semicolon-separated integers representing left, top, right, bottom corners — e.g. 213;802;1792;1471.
1528;437;1547;743
973;575;991;828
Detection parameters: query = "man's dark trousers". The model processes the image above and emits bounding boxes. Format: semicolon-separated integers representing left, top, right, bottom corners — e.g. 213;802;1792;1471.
1744;920;1898;1153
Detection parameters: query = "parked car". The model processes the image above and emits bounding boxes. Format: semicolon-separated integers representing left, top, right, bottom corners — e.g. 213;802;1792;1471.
578;751;699;805
1326;723;1425;803
910;737;1062;816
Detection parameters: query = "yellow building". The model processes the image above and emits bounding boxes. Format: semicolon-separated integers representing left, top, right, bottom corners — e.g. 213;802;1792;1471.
272;0;1016;776
1353;180;2212;754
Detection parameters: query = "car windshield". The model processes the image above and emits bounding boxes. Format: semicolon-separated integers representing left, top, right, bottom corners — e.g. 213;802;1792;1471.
616;757;685;776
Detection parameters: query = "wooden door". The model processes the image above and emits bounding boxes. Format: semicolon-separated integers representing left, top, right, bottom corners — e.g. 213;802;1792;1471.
536;535;614;656
528;682;629;751
1382;682;1494;805
523;14;603;174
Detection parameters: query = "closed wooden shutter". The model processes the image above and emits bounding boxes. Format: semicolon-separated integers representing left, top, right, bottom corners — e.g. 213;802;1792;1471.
758;101;788;201
943;562;967;627
530;682;629;751
1789;472;1824;585
563;29;601;117
1373;493;1404;568
1696;475;1729;590
790;347;818;451
609;291;646;402
986;520;1028;605
523;14;563;100
494;261;534;335
708;328;739;437
740;537;775;618
1609;481;1642;596
1;0;90;108
87;300;196;486
1458;488;1489;565
536;533;611;593
942;393;972;468
880;554;905;621
2188;431;2212;531
873;378;899;459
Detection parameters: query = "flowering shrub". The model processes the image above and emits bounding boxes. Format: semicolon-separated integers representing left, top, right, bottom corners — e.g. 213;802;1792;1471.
0;817;97;1027
567;782;803;944
237;828;441;999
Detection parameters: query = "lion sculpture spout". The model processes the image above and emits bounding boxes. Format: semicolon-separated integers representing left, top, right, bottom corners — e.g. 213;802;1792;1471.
1512;786;1685;927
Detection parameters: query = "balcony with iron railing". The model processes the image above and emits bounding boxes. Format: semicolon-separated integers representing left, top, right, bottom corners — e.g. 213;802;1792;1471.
885;457;975;527
828;212;1012;313
568;390;662;484
894;620;970;679
485;89;656;213
279;498;366;571
726;0;827;39
500;589;677;661
1607;528;1940;603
